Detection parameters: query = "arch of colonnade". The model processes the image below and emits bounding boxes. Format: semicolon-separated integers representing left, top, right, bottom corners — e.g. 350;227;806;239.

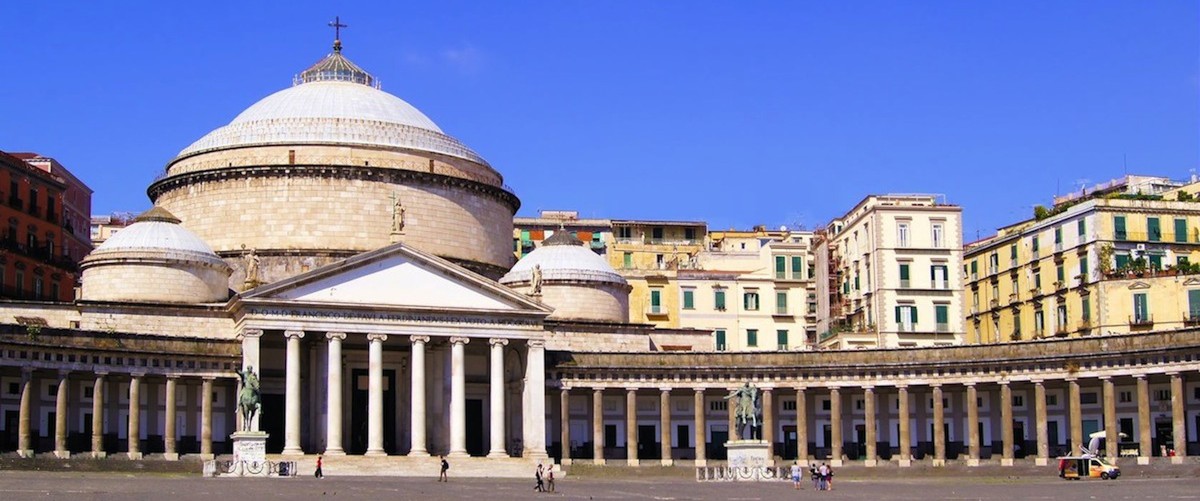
551;330;1200;467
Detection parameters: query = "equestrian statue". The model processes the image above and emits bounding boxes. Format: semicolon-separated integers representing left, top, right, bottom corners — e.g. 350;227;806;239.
237;365;261;432
725;382;762;440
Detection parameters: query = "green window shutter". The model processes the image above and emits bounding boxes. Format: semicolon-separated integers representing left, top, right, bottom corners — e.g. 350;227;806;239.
1081;297;1090;321
777;330;788;347
911;306;918;324
775;256;786;278
970;261;977;274
1176;219;1188;243
895;306;902;323
791;256;802;279
1189;290;1200;317
900;264;910;280
715;330;726;350
935;305;948;324
1115;254;1129;269
520;230;531;241
623;252;632;268
683;290;694;309
747;329;758;347
1133;293;1148;319
1054;228;1062;244
1031;236;1039;251
715;290;726;310
1180;256;1190;267
1150;254;1162;270
1079;257;1088;277
776;292;787;310
650;289;661;307
1114;216;1127;239
843;281;849;294
1148;218;1161;241
854;273;860;290
1078;219;1086;237
744;293;749;310
1010;244;1017;259
1057;265;1064;283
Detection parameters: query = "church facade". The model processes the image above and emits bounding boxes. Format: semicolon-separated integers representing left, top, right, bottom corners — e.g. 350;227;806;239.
0;40;1197;472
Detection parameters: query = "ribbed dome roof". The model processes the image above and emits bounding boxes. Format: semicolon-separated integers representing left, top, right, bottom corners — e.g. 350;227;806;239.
174;47;488;166
501;231;627;286
84;207;227;268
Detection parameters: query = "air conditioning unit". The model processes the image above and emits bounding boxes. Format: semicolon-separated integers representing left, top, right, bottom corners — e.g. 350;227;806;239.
1135;243;1146;251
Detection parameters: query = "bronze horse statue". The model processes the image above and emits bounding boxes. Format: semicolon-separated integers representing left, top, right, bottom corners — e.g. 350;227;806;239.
237;366;261;431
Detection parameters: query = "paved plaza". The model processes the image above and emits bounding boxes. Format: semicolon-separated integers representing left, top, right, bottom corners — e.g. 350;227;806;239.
0;468;1197;501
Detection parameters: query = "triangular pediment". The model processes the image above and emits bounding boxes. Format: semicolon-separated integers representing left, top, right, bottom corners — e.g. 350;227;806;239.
242;243;549;313
1127;281;1151;290
1183;277;1200;287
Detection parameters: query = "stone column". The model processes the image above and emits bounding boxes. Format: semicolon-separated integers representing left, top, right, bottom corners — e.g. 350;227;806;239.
1068;378;1082;455
17;368;33;458
164;375;178;460
830;387;843;466
239;329;263;432
932;384;945;466
54;370;69;459
727;392;738;441
128;373;142;459
447;336;469;457
1102;376;1117;461
408;335;429;456
282;330;305;455
523;339;547;458
91;372;106;458
1136;375;1151;465
324;332;347;455
1000;381;1013;466
694;388;707;467
1034;380;1049;466
200;377;214;460
762;388;775;459
625;388;639;466
864;386;877;466
367;333;389;456
560;388;571;464
488;338;508;458
593;388;605;464
898;385;911;467
796;387;809;465
659;388;672;466
966;383;980;466
1170;372;1187;463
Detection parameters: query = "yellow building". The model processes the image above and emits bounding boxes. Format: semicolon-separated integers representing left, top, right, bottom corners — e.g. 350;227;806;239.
964;178;1200;343
609;219;708;328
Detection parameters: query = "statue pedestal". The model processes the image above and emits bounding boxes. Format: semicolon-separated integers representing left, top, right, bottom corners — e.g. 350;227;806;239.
214;431;274;477
726;440;771;468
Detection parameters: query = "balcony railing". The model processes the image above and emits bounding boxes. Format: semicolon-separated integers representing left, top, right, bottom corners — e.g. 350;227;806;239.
989;298;999;309
1129;315;1154;328
1054;242;1063;253
900;279;911;289
936;323;950;332
774;307;789;316
646;305;667;316
1185;313;1200;326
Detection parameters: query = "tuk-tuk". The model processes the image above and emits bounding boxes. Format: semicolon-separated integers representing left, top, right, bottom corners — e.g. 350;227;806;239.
1057;455;1120;480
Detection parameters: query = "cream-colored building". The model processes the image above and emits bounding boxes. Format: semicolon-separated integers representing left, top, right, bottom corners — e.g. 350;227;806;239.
677;227;816;351
816;195;965;349
964;177;1200;343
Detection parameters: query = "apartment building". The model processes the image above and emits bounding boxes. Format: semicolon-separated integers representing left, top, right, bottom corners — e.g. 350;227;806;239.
0;151;81;301
815;195;965;349
513;210;610;259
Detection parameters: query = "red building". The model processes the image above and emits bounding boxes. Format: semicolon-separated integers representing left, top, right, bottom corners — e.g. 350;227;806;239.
12;153;93;264
0;151;83;301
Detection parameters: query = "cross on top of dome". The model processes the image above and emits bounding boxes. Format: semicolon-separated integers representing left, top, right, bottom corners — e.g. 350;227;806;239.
293;17;381;89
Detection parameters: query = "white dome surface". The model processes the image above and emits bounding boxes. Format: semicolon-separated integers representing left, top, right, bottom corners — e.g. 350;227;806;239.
91;220;224;264
230;82;443;132
501;239;627;286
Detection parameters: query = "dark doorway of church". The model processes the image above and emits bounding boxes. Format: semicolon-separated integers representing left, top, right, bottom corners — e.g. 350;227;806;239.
638;425;659;460
466;399;484;456
349;368;397;454
261;394;284;453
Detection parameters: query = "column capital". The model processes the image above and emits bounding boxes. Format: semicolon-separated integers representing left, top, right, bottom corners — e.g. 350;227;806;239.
367;333;388;343
693;387;705;394
659;387;672;394
1134;374;1147;381
626;387;638;394
999;380;1012;387
527;339;546;349
21;366;33;377
284;330;305;340
963;381;976;387
202;376;217;382
488;338;509;347
592;387;606;394
326;332;347;341
896;384;909;390
863;386;875;393
57;369;71;378
1029;379;1043;385
165;373;181;380
761;387;774;394
449;336;470;346
239;328;264;339
1098;375;1111;381
410;334;430;344
94;370;109;377
129;372;145;378
795;386;807;393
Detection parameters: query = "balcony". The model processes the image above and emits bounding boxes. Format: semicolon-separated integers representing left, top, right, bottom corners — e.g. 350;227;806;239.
1054;324;1070;337
1129;315;1154;329
989;298;999;309
1185;313;1200;327
773;307;791;317
1053;242;1063;253
1078;318;1091;330
645;305;667;316
899;279;911;289
936;323;950;333
1031;248;1040;260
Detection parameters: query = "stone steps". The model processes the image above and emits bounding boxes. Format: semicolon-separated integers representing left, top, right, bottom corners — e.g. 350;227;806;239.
270;454;564;478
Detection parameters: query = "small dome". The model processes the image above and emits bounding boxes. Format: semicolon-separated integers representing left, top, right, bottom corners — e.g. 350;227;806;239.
501;231;627;287
88;207;226;267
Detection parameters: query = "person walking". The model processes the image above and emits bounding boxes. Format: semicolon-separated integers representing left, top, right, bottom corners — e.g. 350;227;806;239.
534;463;545;492
546;466;555;492
790;461;802;490
825;463;835;491
817;462;829;491
439;456;449;482
314;455;324;478
810;463;819;490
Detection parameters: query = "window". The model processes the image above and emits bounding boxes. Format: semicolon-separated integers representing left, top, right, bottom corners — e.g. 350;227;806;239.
1149;254;1162;270
746;329;758;347
776;330;788;350
1133;293;1149;323
682;289;695;310
1012;395;1025;408
782;400;797;411
1010;244;1018;266
895;305;917;332
1047;394;1058;406
617;227;632;239
684;228;696;242
622;252;632;269
714;289;726;311
853;271;860;291
930;265;947;289
1034;310;1045;335
791;256;803;279
969;261;977;280
1056;264;1064;284
1176;218;1188;243
1031;235;1040;255
1054;227;1062;245
899;264;911;288
1033;270;1041;290
1118;391;1132;404
897;222;910;247
743;291;759;311
1115;253;1130;270
1148;217;1161;242
775;291;788;314
821;399;831;411
715;329;727;351
1114;215;1127;240
935;304;949;332
649;289;663;314
1154;389;1170;401
1056;304;1067;332
710;400;728;411
1078;257;1088;281
1081;296;1091;322
1188;289;1200;321
1078;219;1086;237
775;256;786;279
1080;392;1098;405
651;227;664;242
932;223;944;248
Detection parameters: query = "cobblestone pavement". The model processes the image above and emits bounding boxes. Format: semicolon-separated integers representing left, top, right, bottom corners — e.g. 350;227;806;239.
0;471;1197;501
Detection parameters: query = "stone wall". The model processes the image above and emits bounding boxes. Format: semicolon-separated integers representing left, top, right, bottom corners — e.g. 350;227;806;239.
0;301;233;339
81;262;229;304
517;282;629;323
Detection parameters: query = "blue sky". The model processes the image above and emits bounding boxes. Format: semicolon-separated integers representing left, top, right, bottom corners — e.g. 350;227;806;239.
2;1;1196;240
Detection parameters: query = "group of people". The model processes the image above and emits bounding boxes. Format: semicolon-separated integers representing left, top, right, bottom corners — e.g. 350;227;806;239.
790;461;834;491
533;462;556;492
